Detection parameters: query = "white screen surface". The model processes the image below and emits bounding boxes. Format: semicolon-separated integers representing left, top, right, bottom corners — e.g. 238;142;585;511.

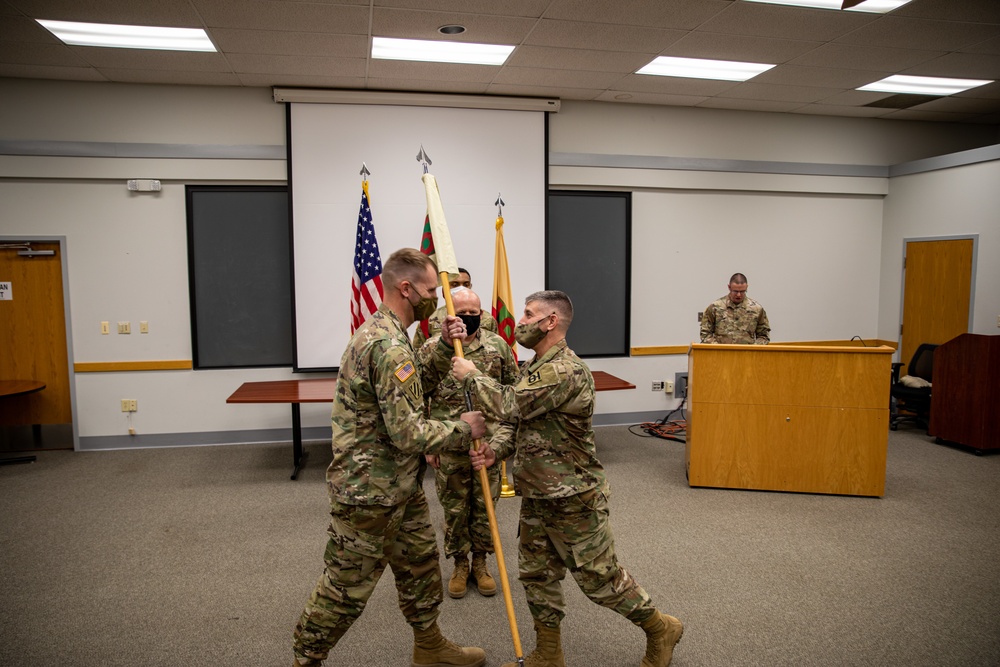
289;103;546;370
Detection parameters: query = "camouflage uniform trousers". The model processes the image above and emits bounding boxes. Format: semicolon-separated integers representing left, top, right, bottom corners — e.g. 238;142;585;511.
434;453;502;559
292;487;444;663
518;486;657;629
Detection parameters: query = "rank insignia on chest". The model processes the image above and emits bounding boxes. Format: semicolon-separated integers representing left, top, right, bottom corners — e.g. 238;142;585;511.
527;370;541;385
394;361;415;383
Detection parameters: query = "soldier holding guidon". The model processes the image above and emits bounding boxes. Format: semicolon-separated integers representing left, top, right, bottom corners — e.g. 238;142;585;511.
291;248;488;667
450;290;684;667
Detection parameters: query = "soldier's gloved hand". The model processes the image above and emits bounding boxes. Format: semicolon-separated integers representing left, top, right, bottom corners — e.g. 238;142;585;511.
425;454;440;469
441;315;466;346
460;410;486;440
470;442;496;471
452;357;476;381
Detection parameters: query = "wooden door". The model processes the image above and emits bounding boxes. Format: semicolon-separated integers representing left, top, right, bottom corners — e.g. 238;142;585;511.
0;241;73;447
900;238;973;370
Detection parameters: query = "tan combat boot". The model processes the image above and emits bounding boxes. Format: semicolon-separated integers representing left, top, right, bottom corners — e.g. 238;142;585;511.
639;611;684;667
471;552;497;597
412;622;486;667
448;555;470;599
500;621;565;667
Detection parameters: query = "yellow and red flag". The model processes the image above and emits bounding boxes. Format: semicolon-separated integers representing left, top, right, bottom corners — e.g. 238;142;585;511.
492;213;517;361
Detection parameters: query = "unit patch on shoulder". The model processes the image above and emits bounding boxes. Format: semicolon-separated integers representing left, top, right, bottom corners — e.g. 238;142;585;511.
527;370;542;385
394;361;415;383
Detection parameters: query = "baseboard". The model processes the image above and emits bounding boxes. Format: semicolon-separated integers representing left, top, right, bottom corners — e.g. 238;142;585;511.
78;426;332;451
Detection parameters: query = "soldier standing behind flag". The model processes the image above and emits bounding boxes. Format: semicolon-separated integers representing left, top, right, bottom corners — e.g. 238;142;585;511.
413;267;498;350
450;290;684;667
291;248;488;667
418;287;518;601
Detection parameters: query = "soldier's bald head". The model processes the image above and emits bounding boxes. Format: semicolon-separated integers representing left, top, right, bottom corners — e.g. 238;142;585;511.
383;248;436;288
451;288;481;315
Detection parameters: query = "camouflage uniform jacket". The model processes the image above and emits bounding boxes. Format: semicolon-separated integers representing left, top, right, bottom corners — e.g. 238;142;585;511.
327;303;472;507
461;338;607;499
413;304;498;350
418;329;518;470
700;295;770;344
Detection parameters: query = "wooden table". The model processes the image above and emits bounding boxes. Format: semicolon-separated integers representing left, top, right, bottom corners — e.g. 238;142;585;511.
0;380;46;465
226;379;336;479
228;371;634;479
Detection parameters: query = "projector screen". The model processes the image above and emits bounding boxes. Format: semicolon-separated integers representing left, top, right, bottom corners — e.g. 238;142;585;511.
288;102;547;371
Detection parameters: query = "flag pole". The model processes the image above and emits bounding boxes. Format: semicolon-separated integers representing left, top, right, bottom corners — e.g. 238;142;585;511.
418;148;524;667
493;193;516;500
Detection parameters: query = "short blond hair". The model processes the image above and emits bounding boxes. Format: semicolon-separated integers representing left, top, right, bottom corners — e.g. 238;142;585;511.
383;248;435;287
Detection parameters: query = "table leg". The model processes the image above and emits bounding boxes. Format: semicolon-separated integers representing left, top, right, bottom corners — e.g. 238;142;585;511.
290;403;307;480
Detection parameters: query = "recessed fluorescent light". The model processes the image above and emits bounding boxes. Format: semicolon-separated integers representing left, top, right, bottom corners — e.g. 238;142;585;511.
858;75;994;96
372;37;514;66
636;56;776;82
37;19;215;52
743;0;914;13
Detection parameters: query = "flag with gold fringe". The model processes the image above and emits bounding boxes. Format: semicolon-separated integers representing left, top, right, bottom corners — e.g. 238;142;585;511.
350;180;383;333
492;213;517;361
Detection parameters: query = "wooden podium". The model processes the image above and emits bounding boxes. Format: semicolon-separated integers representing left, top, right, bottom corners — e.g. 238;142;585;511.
686;344;894;497
929;333;1000;453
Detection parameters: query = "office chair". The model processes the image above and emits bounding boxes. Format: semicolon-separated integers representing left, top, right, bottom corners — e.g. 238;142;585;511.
890;343;938;431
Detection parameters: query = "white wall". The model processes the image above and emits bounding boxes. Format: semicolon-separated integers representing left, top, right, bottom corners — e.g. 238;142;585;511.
1;78;997;443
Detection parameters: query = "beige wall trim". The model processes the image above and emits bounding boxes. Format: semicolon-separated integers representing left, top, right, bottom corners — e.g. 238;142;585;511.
631;339;897;356
75;360;193;372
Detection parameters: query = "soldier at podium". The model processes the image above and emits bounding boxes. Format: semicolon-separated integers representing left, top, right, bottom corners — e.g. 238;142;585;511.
700;272;770;345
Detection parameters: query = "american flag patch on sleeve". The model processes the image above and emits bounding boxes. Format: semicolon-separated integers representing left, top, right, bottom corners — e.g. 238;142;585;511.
394;361;415;383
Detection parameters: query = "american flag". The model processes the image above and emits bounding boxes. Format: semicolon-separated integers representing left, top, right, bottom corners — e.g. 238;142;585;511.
350;181;384;333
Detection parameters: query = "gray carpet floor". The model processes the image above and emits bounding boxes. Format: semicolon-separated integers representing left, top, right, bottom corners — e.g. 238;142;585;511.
1;425;998;666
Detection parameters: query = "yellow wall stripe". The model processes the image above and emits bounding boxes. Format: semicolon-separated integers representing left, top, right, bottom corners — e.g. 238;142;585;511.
74;360;193;372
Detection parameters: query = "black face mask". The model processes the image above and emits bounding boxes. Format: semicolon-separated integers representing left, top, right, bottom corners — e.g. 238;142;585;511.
458;313;481;336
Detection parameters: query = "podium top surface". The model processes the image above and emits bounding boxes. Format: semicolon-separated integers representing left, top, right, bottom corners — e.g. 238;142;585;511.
689;343;894;355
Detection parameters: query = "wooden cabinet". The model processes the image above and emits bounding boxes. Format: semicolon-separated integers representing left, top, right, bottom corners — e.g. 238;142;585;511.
929;334;1000;453
687;344;893;497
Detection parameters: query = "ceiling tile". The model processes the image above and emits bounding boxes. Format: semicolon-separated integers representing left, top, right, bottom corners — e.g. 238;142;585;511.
208;29;367;58
492;65;622;88
69;46;232;72
542;0;735;30
891;0;1000;23
101;68;242;86
616;72;737;96
789;42;943;72
594;89;707;106
372;7;537;42
195;0;369;33
227;53;366;77
722;81;841;103
375;0;548;18
754;64;888;88
368;58;500;83
835;16;1000;52
697;2;874;42
664;31;821;64
0;41;88;67
507;46;652;73
0;62;106;81
901;51;1000;79
238;72;366;88
524;19;685;53
10;0;203;26
794;103;893;118
697;97;805;113
486;82;601;100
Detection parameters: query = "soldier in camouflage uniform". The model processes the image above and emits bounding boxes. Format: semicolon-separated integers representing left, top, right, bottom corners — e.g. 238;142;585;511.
700;272;770;344
418;287;518;600
451;290;684;667
291;248;488;667
413;268;498;350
